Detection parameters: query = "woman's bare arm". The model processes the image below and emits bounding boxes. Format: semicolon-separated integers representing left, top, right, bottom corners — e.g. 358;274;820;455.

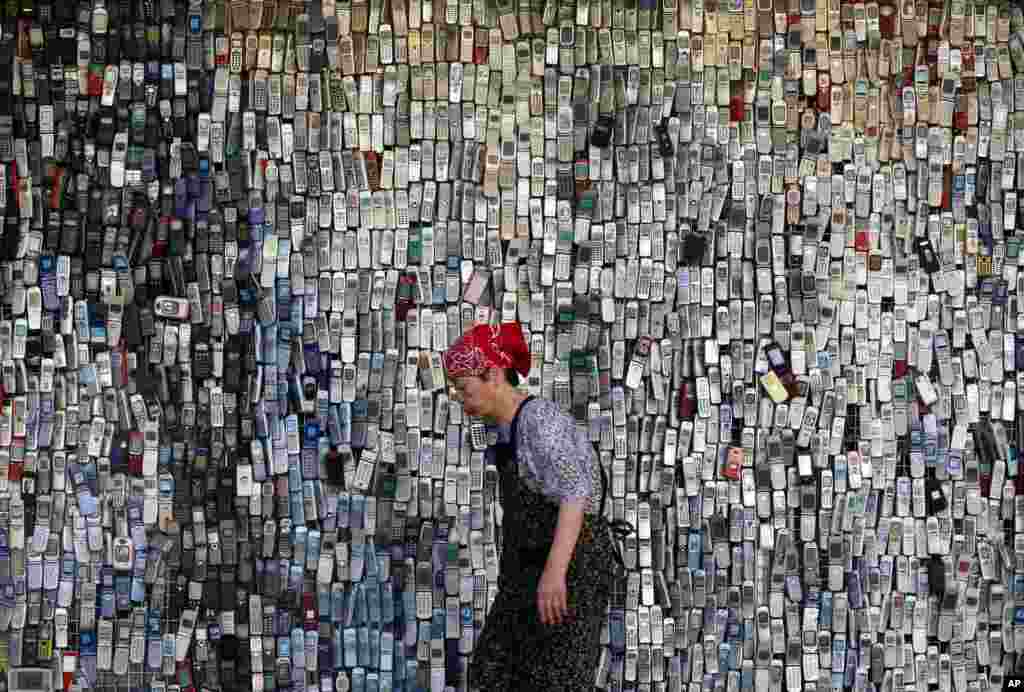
546;500;586;574
537;499;586;625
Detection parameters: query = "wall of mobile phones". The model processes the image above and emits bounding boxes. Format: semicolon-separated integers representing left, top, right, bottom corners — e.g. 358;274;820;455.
0;0;1022;691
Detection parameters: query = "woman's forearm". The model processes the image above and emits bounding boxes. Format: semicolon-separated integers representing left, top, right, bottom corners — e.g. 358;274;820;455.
545;500;586;574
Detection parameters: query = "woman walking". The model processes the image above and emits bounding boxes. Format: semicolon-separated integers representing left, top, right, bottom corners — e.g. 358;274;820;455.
443;322;624;692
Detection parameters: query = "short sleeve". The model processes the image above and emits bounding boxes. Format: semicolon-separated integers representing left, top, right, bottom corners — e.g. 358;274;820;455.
516;400;596;505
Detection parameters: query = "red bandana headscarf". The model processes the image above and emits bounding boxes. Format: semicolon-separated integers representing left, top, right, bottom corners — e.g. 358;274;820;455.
443;322;532;379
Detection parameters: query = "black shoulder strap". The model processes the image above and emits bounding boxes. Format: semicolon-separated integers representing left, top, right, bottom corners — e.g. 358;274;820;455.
508;395;535;454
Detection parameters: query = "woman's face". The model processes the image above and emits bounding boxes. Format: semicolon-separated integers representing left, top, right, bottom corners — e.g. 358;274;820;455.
450;372;496;418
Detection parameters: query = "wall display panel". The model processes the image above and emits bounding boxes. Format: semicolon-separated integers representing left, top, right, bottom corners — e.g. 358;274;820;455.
0;0;1022;691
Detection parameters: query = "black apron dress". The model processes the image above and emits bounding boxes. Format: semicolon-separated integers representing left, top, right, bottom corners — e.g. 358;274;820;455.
468;397;623;692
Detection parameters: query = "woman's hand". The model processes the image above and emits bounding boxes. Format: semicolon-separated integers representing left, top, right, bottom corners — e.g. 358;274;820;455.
537;564;569;625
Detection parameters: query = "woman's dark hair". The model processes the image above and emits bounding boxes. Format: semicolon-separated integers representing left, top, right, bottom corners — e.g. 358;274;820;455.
505;369;520;387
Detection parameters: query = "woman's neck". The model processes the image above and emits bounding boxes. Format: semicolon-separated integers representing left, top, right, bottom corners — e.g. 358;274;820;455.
490;388;528;426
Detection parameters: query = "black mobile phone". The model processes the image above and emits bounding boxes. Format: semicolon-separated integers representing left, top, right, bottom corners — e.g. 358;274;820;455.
591;114;614;148
914;236;940;273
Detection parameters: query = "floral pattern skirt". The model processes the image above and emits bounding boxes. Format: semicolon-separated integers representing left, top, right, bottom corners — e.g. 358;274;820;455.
469;444;618;691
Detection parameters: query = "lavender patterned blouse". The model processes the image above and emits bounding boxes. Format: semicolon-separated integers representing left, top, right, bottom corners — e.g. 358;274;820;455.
486;398;605;514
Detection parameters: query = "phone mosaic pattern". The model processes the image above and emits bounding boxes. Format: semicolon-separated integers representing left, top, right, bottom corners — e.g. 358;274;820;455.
2;0;1024;691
